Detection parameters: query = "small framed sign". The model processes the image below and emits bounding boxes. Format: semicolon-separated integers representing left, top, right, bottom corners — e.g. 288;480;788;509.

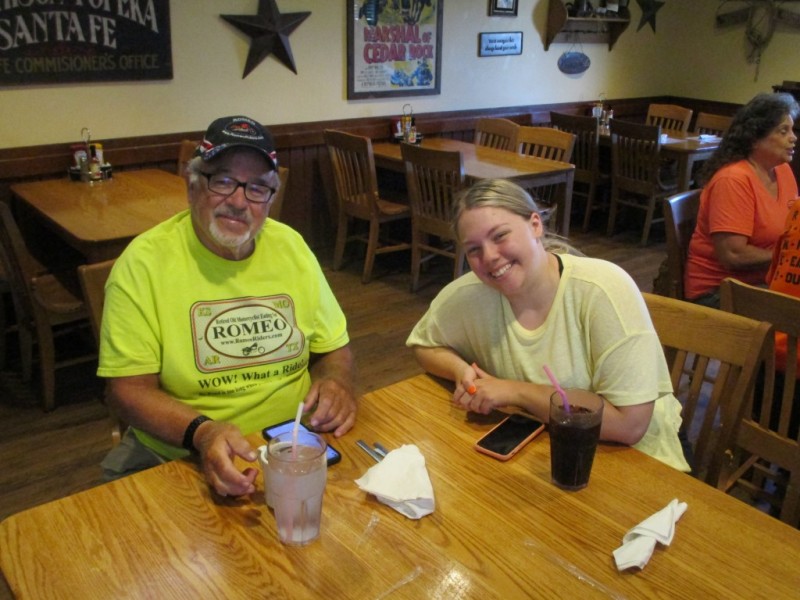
478;32;523;57
488;0;518;17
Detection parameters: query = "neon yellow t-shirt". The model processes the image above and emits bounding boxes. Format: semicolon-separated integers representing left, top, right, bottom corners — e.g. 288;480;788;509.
98;211;349;460
406;254;690;472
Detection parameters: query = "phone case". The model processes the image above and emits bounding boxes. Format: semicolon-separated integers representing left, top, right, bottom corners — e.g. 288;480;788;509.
474;414;544;461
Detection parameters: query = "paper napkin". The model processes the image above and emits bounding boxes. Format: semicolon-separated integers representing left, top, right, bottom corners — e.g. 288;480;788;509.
355;444;435;519
612;498;688;571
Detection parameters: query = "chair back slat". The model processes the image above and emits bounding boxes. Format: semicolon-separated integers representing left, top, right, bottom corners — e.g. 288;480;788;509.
325;129;380;217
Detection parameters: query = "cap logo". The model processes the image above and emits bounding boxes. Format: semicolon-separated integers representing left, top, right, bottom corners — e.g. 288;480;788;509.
226;122;261;139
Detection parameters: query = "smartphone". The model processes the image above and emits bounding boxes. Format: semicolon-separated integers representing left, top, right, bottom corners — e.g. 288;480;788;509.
262;419;342;466
474;414;545;461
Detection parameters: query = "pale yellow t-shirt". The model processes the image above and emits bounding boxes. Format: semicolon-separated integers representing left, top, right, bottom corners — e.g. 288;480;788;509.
407;254;690;472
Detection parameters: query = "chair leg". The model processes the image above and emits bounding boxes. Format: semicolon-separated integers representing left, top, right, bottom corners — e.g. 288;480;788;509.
0;293;5;370
34;317;56;411
606;187;619;237
19;324;34;382
581;181;596;233
332;213;349;271
410;229;422;293
362;219;380;284
641;199;655;246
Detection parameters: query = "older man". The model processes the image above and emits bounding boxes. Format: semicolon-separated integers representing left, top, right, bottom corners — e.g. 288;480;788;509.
98;116;356;496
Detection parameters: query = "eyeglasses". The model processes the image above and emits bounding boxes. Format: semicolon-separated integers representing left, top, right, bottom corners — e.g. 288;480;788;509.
199;172;276;204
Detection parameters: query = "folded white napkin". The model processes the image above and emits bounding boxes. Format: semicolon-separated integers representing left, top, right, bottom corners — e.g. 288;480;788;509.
355;444;435;519
612;498;688;571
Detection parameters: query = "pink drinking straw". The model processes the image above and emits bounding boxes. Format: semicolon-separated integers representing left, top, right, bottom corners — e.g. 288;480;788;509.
543;364;570;412
291;400;304;459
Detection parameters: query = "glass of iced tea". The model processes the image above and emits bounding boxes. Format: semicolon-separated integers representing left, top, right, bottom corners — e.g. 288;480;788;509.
549;389;603;491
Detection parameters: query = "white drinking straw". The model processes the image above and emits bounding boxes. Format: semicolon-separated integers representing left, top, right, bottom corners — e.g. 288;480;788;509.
543;364;570;412
291;400;303;458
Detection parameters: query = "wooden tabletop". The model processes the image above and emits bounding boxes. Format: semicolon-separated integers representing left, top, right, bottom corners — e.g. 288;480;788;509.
11;169;188;262
373;138;576;234
2;374;798;599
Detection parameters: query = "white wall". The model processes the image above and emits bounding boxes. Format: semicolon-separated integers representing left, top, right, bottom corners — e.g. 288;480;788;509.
1;0;799;149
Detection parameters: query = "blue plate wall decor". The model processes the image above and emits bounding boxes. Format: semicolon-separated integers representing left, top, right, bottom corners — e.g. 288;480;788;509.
557;51;591;74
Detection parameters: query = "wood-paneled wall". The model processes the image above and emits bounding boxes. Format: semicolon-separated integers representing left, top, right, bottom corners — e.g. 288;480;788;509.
0;96;744;251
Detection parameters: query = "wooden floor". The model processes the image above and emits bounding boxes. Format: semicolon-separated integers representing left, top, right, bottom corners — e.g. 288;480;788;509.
0;229;666;597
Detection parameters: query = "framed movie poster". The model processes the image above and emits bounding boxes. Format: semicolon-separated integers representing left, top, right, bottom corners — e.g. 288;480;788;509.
0;1;172;86
347;0;443;100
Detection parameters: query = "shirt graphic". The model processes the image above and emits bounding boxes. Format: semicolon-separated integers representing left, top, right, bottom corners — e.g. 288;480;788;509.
191;295;305;373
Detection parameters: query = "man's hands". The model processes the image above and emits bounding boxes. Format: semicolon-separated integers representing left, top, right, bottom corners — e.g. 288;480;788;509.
193;420;258;497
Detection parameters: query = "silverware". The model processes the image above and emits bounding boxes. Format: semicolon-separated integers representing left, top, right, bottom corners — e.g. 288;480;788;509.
356;440;383;463
374;442;389;457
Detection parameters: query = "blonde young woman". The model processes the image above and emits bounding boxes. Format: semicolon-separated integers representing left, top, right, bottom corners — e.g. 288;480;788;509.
406;179;690;471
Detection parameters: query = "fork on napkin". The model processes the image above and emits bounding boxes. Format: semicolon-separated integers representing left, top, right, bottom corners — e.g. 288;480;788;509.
612;498;688;571
355;444;435;519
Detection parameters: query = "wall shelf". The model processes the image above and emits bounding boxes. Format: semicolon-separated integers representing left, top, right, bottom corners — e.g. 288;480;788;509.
545;0;630;51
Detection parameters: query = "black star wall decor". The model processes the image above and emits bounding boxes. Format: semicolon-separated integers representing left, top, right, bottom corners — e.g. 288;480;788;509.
636;0;665;32
221;0;311;78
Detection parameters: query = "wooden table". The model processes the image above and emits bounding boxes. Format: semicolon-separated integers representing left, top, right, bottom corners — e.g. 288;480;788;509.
11;169;188;263
2;374;799;599
600;127;720;192
373;138;576;235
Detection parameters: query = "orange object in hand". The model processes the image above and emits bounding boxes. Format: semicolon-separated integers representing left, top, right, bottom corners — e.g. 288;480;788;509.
467;385;477;395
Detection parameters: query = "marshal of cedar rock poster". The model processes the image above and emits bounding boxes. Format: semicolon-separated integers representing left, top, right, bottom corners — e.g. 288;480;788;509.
0;0;172;86
347;0;442;100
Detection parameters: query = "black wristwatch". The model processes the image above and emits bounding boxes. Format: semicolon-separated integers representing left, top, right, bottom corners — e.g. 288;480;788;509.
182;415;213;452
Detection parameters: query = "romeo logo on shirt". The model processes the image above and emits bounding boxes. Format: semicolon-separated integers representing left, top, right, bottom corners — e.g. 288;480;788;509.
191;295;305;373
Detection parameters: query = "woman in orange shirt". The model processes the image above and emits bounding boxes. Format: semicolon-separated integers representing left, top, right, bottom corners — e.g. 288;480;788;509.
684;93;799;307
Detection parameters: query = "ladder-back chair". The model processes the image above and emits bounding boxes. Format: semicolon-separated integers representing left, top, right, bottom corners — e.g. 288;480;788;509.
606;119;677;245
324;129;411;284
402;142;467;292
646;104;693;136
473;118;520;151
643;292;772;486
720;278;800;527
550;111;608;232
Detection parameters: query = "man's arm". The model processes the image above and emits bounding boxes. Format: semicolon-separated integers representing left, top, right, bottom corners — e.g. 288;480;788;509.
106;375;258;497
304;344;357;437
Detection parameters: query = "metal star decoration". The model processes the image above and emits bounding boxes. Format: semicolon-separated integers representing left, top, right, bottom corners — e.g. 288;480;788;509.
636;0;666;32
221;0;311;78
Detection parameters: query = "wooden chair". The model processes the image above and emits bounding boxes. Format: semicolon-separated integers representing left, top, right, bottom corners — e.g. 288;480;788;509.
269;166;290;222
473;118;520;151
606;119;677;245
401;143;467;292
719;278;800;527
646;104;693;136
77;258;126;447
643;292;772;486
0;203;93;411
550;111;609;232
513;125;576;231
693;112;733;137
656;189;701;299
176;139;198;176
324;129;411;283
